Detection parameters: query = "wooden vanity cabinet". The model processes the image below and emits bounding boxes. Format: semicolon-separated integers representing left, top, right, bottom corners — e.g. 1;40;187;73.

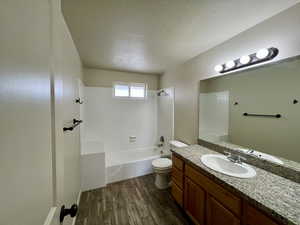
171;182;183;207
171;155;184;207
185;163;241;225
171;153;282;225
185;164;241;217
184;177;206;225
207;195;240;225
243;203;280;225
172;166;183;189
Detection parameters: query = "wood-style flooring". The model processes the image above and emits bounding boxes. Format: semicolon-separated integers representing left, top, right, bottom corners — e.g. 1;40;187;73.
75;174;192;225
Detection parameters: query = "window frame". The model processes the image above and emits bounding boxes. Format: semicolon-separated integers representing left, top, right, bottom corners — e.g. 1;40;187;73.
113;82;130;98
113;82;147;99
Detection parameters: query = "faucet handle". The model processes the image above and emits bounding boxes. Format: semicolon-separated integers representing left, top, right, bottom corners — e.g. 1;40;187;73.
237;155;247;163
224;151;232;157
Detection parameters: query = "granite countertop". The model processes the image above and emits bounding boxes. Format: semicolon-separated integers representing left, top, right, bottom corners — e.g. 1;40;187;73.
198;138;300;183
205;139;300;174
172;145;300;225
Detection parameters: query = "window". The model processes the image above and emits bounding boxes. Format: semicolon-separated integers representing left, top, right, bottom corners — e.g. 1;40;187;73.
130;83;145;98
114;84;129;97
114;82;147;99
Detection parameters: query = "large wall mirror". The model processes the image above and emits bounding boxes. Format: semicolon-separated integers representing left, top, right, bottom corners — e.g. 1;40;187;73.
199;56;300;163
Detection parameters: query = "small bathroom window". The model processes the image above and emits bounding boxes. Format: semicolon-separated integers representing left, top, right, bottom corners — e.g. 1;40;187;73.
114;83;129;97
130;83;146;98
114;82;147;99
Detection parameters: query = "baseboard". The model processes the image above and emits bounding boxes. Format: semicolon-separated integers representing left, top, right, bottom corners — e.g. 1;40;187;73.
82;183;107;192
72;190;82;225
43;207;57;225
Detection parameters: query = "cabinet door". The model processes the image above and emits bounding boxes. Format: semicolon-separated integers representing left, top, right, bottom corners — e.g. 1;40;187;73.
172;182;183;207
207;195;240;225
172;166;184;189
184;178;206;225
244;203;279;225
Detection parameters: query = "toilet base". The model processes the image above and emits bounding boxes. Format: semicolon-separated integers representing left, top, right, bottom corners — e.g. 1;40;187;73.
154;173;171;189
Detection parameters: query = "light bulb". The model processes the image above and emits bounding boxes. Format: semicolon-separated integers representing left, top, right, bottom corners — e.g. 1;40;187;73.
226;60;235;69
256;48;270;59
240;55;251;65
214;64;223;72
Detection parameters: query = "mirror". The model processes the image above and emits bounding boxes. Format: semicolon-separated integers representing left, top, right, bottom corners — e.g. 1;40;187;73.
199;56;300;163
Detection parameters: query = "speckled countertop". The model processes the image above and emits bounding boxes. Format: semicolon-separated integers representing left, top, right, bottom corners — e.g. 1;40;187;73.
172;145;300;225
198;138;300;183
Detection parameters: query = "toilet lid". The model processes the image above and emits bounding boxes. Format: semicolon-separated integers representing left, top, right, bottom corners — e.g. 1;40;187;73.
152;158;172;168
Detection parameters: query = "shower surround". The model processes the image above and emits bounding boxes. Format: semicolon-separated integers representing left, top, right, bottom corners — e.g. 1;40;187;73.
80;86;174;189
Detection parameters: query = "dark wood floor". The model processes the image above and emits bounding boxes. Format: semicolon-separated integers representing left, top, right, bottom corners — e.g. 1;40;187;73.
75;174;192;225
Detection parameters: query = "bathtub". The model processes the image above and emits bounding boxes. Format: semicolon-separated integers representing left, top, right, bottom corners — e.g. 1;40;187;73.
106;147;161;184
80;141;106;191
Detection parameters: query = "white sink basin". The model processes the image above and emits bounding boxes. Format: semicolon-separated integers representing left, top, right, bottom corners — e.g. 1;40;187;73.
236;148;283;165
201;154;256;178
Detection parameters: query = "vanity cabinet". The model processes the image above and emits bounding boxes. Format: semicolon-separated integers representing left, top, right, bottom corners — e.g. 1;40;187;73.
243;203;279;225
171;154;184;207
207;195;240;225
171;182;183;207
184;177;206;225
172;166;183;189
171;153;282;225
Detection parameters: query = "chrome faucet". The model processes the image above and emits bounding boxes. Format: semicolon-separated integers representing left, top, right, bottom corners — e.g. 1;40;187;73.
157;136;164;147
247;149;254;154
224;151;246;164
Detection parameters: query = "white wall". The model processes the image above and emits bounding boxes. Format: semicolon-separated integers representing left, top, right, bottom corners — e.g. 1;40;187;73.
0;0;82;225
83;68;160;90
160;3;300;144
0;1;53;224
82;87;157;154
199;91;229;142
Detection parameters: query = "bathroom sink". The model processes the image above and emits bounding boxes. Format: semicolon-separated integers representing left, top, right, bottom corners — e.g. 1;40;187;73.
201;154;256;178
236;148;284;165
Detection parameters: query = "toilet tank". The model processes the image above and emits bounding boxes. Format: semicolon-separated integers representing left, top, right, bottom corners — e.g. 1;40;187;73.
169;140;188;150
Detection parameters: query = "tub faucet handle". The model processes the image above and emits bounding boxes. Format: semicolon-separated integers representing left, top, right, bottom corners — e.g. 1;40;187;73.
237;155;247;163
224;151;231;157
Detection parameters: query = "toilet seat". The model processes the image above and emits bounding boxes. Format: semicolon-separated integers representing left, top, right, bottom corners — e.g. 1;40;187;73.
152;158;172;170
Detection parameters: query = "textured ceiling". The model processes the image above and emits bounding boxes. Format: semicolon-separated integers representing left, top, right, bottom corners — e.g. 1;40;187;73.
62;0;299;74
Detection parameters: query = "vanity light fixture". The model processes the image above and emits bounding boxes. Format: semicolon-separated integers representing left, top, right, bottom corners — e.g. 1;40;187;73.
240;55;251;65
214;64;223;72
256;48;270;59
226;60;235;69
214;47;279;73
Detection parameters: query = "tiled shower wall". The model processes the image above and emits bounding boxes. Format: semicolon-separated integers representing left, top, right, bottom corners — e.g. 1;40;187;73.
82;87;158;154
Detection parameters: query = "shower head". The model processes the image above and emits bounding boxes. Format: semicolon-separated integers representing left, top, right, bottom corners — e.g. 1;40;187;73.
157;90;168;96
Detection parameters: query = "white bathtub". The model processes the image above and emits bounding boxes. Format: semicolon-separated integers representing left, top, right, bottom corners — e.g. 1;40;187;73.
80;141;106;191
106;147;161;184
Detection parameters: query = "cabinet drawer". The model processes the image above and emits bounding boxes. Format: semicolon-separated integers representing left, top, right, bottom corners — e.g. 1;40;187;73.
244;203;280;225
172;166;183;189
171;182;183;207
185;164;241;217
173;154;184;171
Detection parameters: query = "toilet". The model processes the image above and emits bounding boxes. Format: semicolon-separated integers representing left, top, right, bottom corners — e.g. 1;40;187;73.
152;158;172;189
152;140;188;189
